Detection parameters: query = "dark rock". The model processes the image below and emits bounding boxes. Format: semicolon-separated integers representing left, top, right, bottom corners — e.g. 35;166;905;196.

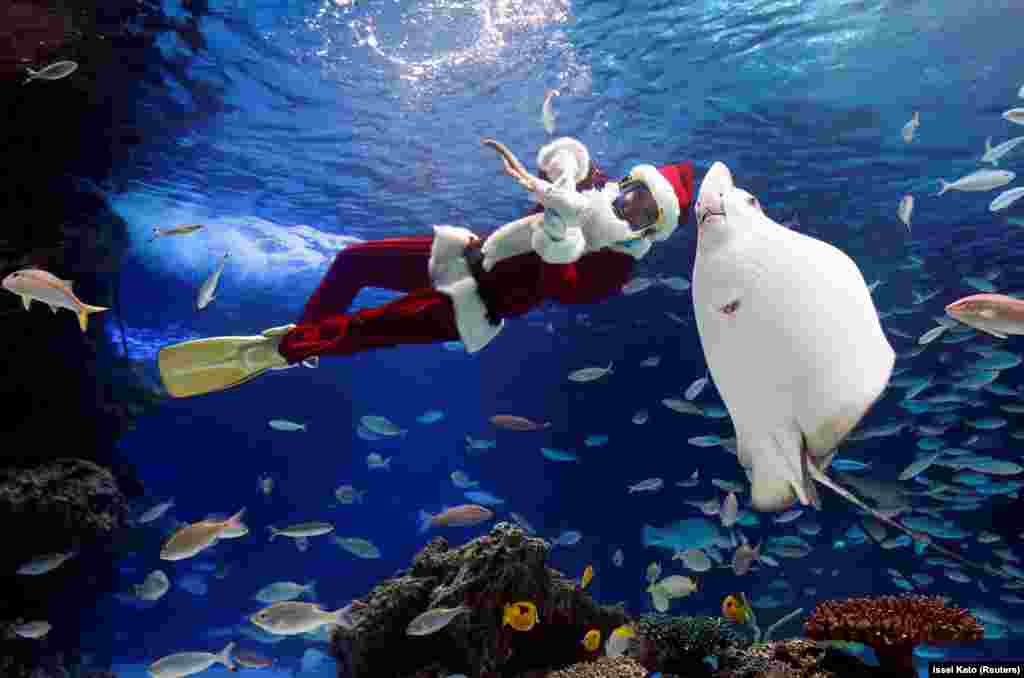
330;522;631;678
633;613;748;676
2;0;221;676
0;459;129;677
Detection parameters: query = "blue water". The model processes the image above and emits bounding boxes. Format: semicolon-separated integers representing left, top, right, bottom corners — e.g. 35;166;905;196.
75;0;1024;674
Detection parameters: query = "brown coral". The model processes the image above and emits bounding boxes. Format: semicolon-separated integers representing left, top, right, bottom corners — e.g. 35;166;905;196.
803;595;983;675
544;656;647;678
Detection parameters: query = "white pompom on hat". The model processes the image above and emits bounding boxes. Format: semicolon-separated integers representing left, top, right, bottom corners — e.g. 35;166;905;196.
537;137;591;184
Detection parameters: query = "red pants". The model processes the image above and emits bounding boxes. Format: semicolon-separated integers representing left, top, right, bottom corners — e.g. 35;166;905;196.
277;236;460;364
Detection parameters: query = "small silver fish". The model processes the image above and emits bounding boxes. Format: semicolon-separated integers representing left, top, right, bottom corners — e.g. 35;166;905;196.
17;551;76;575
918;325;947;345
990;187;1024;212
250;602;359;635
406;606;471;636
661;398;702;415
360;415;407;437
196;252;229;310
366;453;391;471
897;195;913;231
23;60;78;85
901;111;919;143
732;540;760;576
981;136;1024;166
541;89;559;135
13;621;51;639
135;570;170;601
253;580;316;604
898;451;943;481
684;375;709;401
148;643;235;678
568;362;613;383
332;536;381;559
628;477;664;493
935;170;1015;196
139;498;175;524
269;419;306;432
150;223;205;242
659;276;691;292
267;522;333;541
720;492;738;528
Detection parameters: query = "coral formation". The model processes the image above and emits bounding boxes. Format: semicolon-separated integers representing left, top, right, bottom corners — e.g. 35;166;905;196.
544;656;647;678
330;522;630;678
803;595;983;676
632;613;748;676
715;638;878;678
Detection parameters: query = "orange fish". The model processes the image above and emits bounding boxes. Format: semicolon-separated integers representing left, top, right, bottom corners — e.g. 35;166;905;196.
579;565;594;590
721;593;752;625
946;293;1024;338
489;415;551;431
418;505;494;533
2;268;108;332
503;601;539;631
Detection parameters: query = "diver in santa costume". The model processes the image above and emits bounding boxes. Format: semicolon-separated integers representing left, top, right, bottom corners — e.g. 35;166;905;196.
158;137;695;398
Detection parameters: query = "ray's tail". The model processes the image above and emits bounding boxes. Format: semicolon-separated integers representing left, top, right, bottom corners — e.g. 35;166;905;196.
807;464;1019;584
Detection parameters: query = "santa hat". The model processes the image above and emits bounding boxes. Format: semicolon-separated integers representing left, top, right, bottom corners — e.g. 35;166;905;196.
626;162;695;241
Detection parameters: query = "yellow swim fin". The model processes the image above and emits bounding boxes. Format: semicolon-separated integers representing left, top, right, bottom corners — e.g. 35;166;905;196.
158;325;294;398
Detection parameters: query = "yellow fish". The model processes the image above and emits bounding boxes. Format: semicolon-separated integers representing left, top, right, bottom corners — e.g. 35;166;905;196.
605;625;636;657
580;564;594;590
582;629;601;652
502;601;539;631
721;593;752;625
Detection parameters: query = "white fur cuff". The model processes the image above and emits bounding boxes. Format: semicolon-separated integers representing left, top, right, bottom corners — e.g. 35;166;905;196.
429;225;477;289
531;225;586;264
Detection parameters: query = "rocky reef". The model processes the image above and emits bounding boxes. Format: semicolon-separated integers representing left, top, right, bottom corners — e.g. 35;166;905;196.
330;522;631;678
329;527;988;678
0;459;130;678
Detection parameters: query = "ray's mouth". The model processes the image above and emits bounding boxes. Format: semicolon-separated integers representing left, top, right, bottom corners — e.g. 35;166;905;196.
699;208;725;226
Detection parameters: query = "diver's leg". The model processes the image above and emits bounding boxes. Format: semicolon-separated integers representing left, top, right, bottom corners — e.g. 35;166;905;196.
299;236;435;324
280;288;459;363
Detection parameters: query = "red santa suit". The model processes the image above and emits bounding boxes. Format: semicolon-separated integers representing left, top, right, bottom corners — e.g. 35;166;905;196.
277;138;694;364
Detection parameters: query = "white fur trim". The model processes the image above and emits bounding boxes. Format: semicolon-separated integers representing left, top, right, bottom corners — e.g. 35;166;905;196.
429;225;477;287
435;276;504;353
629;164;680;242
429;225;504;353
481;216;537;272
537;138;590;184
532;225;586;264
